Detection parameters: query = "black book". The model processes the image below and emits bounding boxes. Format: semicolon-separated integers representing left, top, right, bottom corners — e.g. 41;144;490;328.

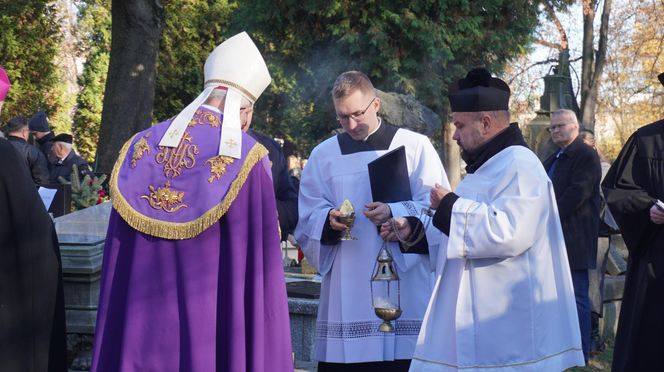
367;145;412;203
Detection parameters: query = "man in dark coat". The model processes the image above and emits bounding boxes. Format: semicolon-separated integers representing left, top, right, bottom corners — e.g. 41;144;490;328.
29;110;57;164
247;128;298;240
0;138;68;372
601;72;664;372
3;116;50;186
49;133;93;184
543;108;601;360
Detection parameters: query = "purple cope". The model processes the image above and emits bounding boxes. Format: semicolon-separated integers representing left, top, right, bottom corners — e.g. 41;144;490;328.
91;107;293;372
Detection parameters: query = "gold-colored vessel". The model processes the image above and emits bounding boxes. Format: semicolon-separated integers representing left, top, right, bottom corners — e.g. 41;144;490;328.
371;243;401;332
374;307;402;332
338;199;356;240
338;213;356;240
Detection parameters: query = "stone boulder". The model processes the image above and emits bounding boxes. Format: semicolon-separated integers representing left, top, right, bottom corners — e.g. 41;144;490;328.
376;89;441;137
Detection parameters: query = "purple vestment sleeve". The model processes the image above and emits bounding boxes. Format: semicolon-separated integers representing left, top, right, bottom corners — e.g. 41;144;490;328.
91;157;293;372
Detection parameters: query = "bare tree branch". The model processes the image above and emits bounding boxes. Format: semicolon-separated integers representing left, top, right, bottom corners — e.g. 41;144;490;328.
534;38;564;50
543;1;569;49
506;58;559;84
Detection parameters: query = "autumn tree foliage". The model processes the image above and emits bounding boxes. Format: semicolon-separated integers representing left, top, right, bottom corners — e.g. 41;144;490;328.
595;0;664;160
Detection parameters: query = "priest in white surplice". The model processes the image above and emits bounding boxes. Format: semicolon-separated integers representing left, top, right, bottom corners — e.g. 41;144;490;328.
383;68;585;371
295;71;450;372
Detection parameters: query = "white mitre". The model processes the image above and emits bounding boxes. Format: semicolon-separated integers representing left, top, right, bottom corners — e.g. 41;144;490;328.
158;31;271;158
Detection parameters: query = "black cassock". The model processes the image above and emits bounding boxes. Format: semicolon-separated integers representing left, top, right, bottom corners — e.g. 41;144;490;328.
0;139;67;371
601;119;664;372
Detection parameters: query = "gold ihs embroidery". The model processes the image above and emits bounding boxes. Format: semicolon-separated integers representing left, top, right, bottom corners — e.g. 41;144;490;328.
156;132;199;178
189;109;221;127
206;155;235;183
140;180;188;213
131;132;151;168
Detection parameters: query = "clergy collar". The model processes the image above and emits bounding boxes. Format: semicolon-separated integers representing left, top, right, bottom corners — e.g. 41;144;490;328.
337;117;398;155
362;117;382;142
462;122;528;174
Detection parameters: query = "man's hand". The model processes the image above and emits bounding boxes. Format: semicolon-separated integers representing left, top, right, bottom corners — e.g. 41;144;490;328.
379;217;412;242
364;202;391;225
430;183;450;209
328;209;350;231
650;203;664;224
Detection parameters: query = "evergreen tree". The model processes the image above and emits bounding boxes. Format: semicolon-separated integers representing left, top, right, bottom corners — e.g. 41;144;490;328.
153;0;236;120
72;0;111;163
230;0;541;155
0;0;61;124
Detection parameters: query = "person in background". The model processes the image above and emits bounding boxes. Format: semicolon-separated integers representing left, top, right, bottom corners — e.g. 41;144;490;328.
241;106;298;241
48;133;93;184
29;111;57;164
3;116;50;186
601;72;664;372
543;109;601;361
578;128;618;358
248;128;298;241
287;154;302;189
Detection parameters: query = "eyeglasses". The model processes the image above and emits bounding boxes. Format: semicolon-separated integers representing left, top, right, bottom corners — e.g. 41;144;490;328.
336;97;377;123
547;123;571;132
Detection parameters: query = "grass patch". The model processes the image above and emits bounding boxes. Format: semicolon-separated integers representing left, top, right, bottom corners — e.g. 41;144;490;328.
567;338;614;372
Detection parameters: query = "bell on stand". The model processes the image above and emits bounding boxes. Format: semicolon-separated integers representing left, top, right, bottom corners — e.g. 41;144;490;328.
370;242;401;332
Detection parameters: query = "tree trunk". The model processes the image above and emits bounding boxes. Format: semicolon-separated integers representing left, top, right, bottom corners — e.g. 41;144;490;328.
580;0;612;131
95;0;164;173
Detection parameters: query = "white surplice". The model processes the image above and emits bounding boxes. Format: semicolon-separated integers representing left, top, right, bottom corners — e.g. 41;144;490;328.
295;127;449;364
410;146;584;372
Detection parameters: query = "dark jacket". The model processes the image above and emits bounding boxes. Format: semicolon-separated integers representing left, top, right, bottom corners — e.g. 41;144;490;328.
7;135;50;186
35;132;56;164
543;135;601;270
49;150;92;184
248;129;298;240
601;119;664;372
0;139;68;372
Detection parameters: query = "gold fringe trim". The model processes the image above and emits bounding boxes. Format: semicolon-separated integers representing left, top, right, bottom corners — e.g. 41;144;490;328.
110;134;269;240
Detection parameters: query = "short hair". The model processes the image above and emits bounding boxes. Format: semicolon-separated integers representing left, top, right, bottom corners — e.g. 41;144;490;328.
331;71;376;100
5;116;28;134
551;109;579;125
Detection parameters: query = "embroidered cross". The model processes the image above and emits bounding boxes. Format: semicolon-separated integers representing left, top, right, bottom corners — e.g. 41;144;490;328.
168;130;180;140
225;138;239;148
